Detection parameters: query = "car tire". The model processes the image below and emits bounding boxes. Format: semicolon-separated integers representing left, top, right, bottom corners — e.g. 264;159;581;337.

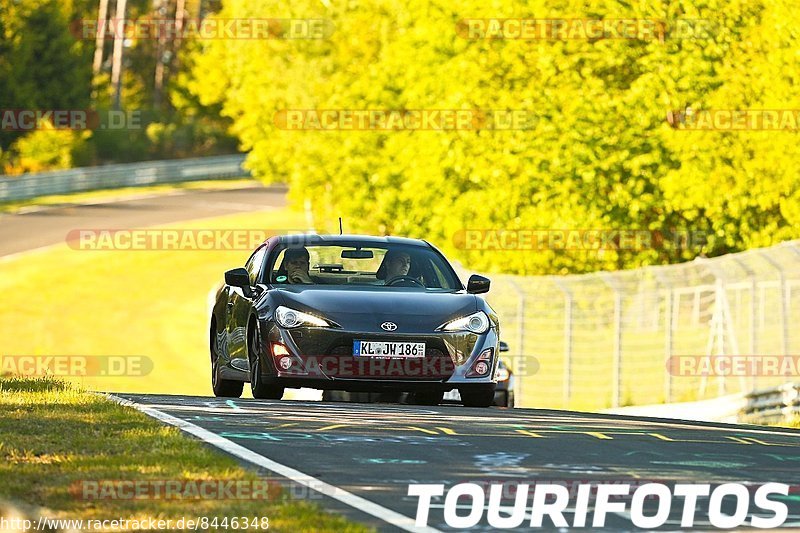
411;391;444;406
377;392;402;403
248;325;284;400
460;387;495;407
211;322;243;398
349;392;381;403
493;391;515;408
322;390;348;402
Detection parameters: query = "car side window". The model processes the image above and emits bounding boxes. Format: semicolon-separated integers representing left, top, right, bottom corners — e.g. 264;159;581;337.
246;247;267;285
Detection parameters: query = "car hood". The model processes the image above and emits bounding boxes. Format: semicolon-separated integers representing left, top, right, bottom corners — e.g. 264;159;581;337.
274;286;478;332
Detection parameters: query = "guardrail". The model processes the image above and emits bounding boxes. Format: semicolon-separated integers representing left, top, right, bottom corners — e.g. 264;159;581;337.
604;384;800;425
741;383;800;424
604;393;747;424
0;154;249;202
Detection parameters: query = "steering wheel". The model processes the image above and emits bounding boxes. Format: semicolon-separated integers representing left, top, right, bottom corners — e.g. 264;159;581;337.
386;275;424;287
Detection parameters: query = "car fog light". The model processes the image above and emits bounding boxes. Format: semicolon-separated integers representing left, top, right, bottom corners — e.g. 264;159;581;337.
272;343;290;357
474;361;489;375
278;356;293;370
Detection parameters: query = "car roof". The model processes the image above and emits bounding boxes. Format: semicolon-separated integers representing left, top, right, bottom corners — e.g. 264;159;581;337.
275;234;431;248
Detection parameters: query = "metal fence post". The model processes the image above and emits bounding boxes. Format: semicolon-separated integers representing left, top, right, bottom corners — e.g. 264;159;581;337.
507;278;526;406
554;279;573;408
698;258;745;395
760;252;789;356
733;257;758;390
716;278;728;396
655;271;674;403
603;274;623;408
613;293;622;407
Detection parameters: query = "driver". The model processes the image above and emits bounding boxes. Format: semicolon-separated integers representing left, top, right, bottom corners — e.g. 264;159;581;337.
384;250;411;280
283;247;313;284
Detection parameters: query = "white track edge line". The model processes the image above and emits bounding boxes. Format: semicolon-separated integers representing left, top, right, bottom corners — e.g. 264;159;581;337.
105;394;439;533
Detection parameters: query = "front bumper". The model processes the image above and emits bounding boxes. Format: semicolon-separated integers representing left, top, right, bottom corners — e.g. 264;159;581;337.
259;321;500;391
443;386;512;406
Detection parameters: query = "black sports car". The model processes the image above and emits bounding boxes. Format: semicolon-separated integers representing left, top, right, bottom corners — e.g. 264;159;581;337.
209;234;501;407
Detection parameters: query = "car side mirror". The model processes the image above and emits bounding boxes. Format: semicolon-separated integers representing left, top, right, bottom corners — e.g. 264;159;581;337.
466;274;490;294
499;341;509;353
225;267;253;297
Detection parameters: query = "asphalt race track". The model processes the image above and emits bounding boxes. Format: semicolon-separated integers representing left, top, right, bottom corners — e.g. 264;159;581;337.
114;393;800;531
0;184;286;257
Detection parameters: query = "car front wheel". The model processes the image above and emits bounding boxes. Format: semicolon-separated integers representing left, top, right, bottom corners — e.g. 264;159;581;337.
211;323;243;398
460;387;495;407
411;391;444;406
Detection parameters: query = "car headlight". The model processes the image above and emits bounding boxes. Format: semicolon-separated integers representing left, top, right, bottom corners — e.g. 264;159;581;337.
439;311;490;334
274;306;331;328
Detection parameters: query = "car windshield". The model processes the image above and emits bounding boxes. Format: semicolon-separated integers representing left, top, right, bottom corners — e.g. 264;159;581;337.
268;243;461;290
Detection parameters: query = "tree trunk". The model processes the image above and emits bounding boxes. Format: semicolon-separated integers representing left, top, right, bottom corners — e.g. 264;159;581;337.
111;0;128;110
92;0;110;75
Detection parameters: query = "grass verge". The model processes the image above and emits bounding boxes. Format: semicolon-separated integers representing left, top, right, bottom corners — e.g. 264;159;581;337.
0;376;370;532
0;206;307;395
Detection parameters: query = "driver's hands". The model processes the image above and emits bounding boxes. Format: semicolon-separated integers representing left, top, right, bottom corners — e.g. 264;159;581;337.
385;275;424;287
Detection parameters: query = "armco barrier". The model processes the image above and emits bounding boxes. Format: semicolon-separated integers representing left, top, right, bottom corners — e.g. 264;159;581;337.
0;154;249;202
741;383;800;424
604;384;800;425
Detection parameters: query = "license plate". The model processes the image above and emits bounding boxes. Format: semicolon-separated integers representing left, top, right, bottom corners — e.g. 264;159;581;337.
353;341;426;358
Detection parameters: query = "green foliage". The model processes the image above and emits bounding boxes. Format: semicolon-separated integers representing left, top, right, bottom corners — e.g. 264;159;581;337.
0;0;237;172
188;0;800;275
4;125;89;175
0;0;92;151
